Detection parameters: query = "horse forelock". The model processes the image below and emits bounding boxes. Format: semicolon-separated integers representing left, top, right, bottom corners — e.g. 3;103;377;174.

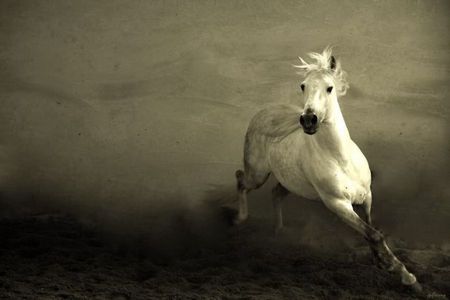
293;46;349;96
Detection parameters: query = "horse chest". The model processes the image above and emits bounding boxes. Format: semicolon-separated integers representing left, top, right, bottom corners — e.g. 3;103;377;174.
267;136;370;203
268;138;320;200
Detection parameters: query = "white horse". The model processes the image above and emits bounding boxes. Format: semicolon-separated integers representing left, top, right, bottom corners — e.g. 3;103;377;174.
235;47;421;291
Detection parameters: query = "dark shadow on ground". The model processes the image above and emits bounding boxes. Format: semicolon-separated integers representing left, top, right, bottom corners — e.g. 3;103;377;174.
0;201;448;299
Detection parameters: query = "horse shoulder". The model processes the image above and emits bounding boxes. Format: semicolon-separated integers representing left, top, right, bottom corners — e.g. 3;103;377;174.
308;147;371;204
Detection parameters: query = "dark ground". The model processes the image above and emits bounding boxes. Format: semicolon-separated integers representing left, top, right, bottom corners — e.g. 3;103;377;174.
0;210;448;300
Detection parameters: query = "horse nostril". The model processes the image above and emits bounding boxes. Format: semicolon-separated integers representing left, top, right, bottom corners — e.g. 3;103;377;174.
311;114;318;125
299;115;305;126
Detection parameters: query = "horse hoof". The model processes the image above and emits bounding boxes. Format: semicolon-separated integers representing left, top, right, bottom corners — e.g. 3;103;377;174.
409;282;423;295
227;208;248;225
233;216;248;225
408;281;423;294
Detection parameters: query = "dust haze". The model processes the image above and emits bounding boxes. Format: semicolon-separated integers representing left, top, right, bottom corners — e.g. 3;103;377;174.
0;1;449;298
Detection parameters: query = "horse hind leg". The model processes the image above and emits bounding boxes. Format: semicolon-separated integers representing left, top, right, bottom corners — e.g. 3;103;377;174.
234;168;270;224
272;182;290;235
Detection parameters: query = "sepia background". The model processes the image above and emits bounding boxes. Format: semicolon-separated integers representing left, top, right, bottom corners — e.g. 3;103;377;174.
0;0;449;298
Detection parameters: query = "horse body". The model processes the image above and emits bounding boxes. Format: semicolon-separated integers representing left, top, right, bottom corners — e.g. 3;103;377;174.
235;47;421;292
247;105;372;205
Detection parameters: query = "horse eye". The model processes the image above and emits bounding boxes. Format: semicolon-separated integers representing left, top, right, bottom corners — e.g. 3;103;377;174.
327;86;333;93
300;84;305;92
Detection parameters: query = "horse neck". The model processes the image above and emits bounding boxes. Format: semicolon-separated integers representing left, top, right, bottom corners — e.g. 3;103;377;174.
307;100;352;161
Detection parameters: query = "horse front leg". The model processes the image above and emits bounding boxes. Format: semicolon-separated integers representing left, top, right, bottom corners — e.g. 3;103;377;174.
362;192;373;225
272;182;290;235
235;170;249;224
322;198;422;293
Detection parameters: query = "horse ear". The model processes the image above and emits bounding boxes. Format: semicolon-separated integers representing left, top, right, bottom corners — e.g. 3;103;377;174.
330;55;336;70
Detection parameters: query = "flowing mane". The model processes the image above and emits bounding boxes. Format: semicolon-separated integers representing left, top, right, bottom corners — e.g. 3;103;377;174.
294;46;349;96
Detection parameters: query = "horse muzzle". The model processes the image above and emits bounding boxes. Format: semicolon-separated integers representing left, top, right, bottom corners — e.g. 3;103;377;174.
299;112;319;135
